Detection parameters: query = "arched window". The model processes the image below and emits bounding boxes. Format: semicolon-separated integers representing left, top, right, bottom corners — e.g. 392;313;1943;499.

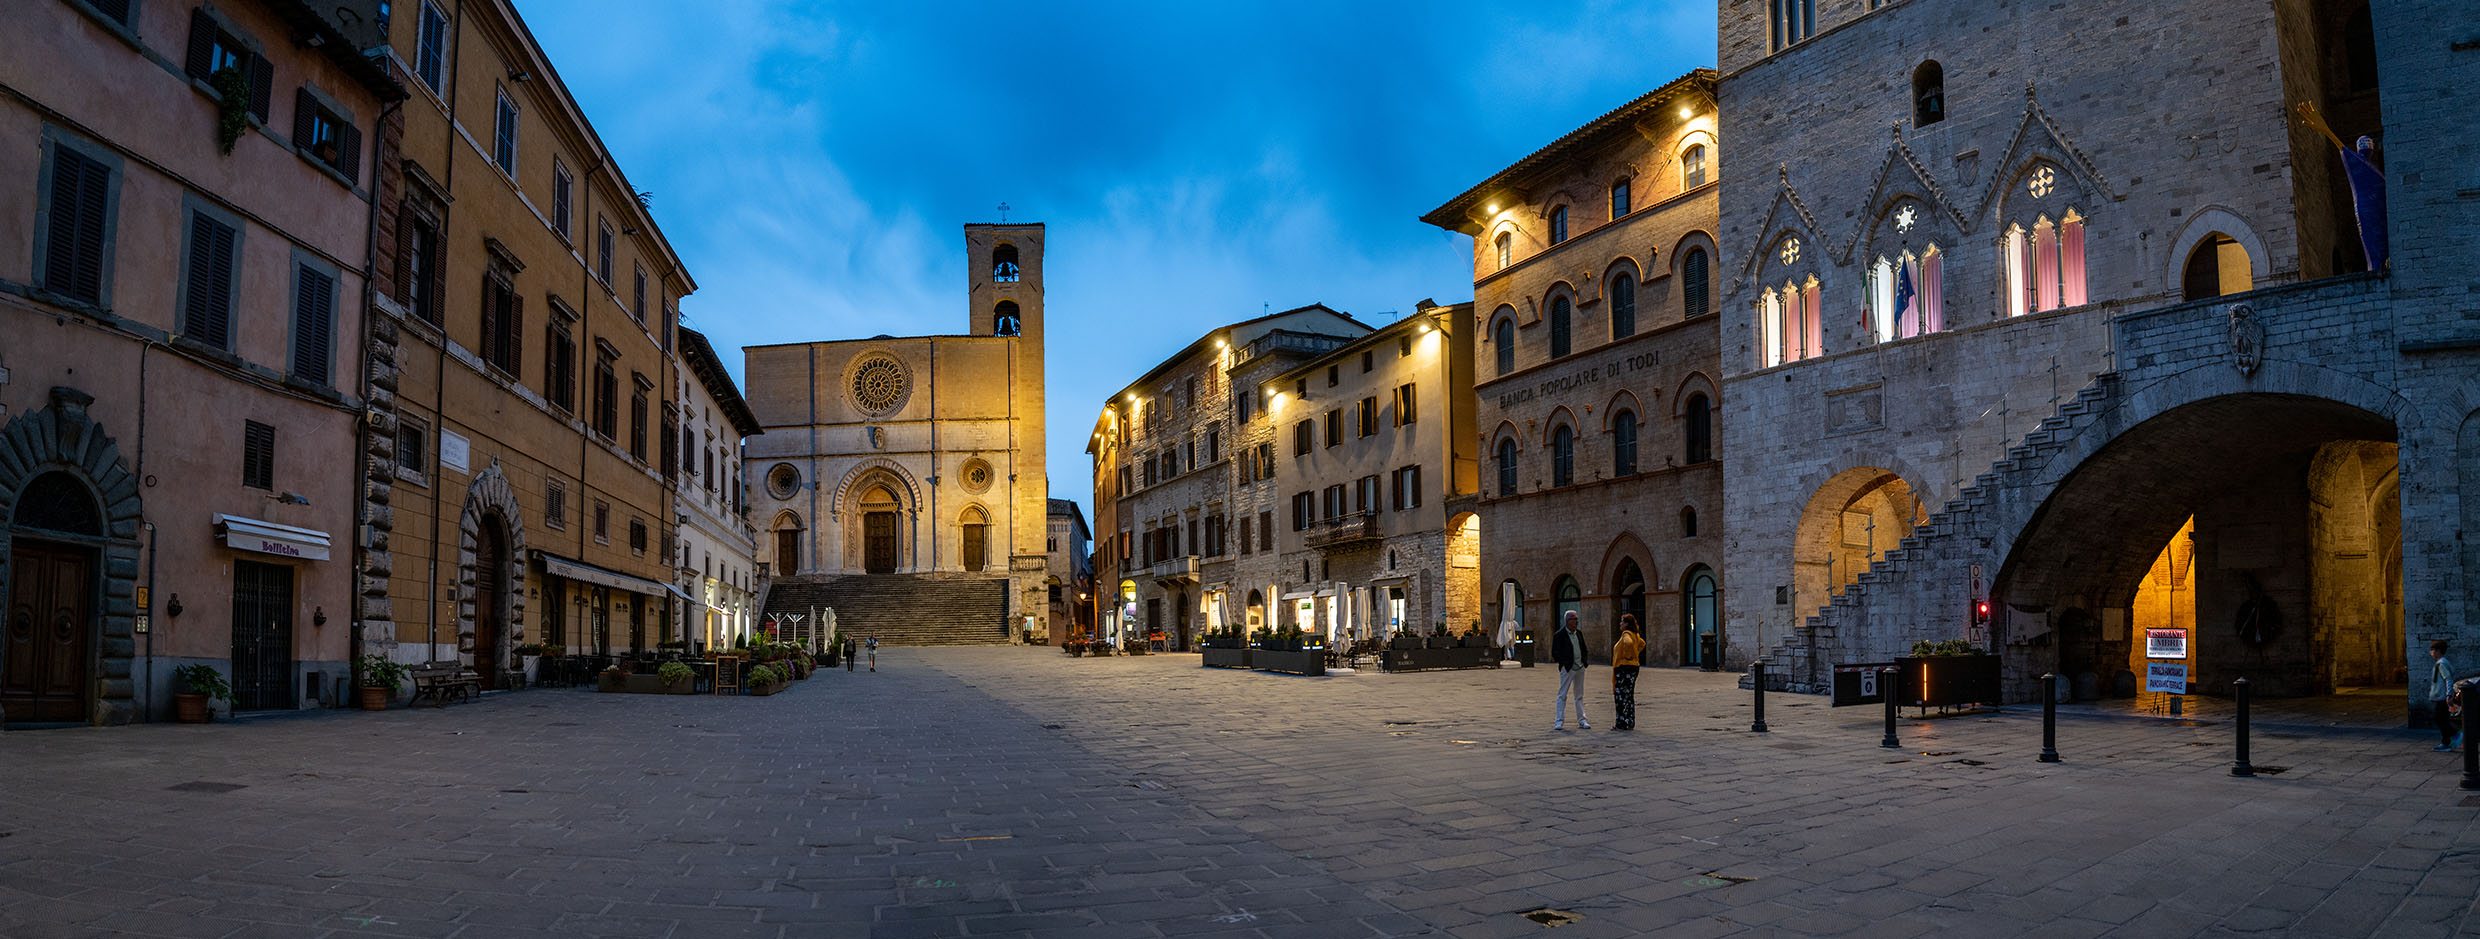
2003;208;2088;316
1554;576;1583;631
1912;61;1945;127
15;471;102;534
1492;310;1516;375
992;300;1022;336
1771;0;1815;51
1549;295;1572;358
1609;271;1636;339
1551;424;1575;486
1610;178;1632;218
1495;231;1512;270
1679;506;1698;538
1682;568;1719;665
2181;233;2251;301
1684;393;1713;464
1682;246;1710;318
1495;437;1519;496
1867;245;1944;341
1611;410;1638;477
1549;206;1570;245
1681;144;1708;189
991;244;1020;282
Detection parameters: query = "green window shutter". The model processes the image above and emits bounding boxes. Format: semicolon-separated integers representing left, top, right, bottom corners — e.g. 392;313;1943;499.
247;55;273;122
184;9;216;79
183;212;236;347
293;265;335;386
45;147;111;305
292;88;317;149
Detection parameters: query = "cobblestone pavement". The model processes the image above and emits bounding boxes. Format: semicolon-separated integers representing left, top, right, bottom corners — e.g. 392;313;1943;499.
2;648;2476;938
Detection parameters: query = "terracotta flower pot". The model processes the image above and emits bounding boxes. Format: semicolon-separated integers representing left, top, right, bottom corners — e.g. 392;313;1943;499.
359;685;390;711
174;693;211;724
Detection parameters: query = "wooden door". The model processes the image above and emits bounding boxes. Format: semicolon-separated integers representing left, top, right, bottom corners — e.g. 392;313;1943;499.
3;540;94;725
864;512;897;573
230;560;296;711
473;523;504;689
775;528;800;574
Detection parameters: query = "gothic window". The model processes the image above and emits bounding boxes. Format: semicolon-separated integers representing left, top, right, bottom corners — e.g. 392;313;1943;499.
1771;0;1816;51
2182;233;2252;300
992;243;1020;282
1496;437;1519;496
1495;231;1512;270
1551;424;1575;487
1611;410;1638;477
1681;246;1710;318
1912;61;1945;127
1680;506;1699;537
1611;178;1632;217
1492;307;1516;375
1549;205;1570;244
993;300;1022;336
1684;393;1713;464
1681;144;1708;189
1760;273;1822;366
1867;245;1944;341
1609;270;1637;339
1549;295;1573;358
2002;209;2087;317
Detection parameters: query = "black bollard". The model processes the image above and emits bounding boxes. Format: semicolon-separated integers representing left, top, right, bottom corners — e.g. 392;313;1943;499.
2230;677;2254;778
1880;666;1900;748
1751;660;1770;733
2462;698;2478;791
2038;672;2061;763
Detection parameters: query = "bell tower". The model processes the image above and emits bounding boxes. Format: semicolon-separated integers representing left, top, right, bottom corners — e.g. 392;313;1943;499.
965;222;1049;636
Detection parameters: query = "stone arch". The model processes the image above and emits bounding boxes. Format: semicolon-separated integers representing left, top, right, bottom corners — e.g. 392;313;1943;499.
1541;406;1581;444
2163;207;2270;301
1671;373;1719;417
455;462;528;674
0;387;143;726
829;457;925;517
1597;532;1656;598
1791;465;1929;623
1601;390;1645;431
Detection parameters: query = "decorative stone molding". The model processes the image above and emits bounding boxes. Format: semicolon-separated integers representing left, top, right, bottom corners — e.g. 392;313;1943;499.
0;386;144;726
454;462;528;670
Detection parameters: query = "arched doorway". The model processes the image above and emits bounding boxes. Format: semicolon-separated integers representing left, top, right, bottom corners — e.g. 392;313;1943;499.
959;506;989;573
1997;393;2402;705
1612;558;1647;636
4;472;104;724
771;511;804;575
1245;588;1265;630
1682;567;1719;667
1553;576;1582;635
1793;468;1927;623
473;517;508;689
859;485;900;573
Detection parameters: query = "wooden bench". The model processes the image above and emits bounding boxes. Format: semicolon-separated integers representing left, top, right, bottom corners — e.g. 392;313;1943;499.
409;664;480;707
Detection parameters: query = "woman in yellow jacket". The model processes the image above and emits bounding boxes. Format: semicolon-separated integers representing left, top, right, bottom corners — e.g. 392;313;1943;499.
1612;614;1645;731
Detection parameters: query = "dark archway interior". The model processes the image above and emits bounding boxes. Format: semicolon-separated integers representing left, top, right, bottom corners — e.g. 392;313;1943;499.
1997;393;2397;699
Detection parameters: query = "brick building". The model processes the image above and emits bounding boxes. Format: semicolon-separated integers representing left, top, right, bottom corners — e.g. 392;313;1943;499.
1260;304;1481;643
1421;71;1727;666
1718;0;2478;722
1;0;400;724
1087;305;1365;649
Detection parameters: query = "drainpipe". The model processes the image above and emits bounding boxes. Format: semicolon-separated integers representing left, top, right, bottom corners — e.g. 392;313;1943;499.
136;341;153;721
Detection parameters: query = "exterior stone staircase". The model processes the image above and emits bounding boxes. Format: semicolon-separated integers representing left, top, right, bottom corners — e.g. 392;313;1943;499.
761;573;1012;646
1757;372;2122;694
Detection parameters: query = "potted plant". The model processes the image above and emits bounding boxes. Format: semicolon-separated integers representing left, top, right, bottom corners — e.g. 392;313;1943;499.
514;643;547;684
356;655;408;710
171;664;230;723
657;660;696;694
597;664;629;692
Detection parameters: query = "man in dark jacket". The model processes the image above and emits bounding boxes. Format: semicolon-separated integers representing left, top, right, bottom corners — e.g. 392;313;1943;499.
1551;611;1590;731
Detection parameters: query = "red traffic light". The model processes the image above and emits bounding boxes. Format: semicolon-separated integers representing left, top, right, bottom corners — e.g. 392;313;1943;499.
1971;599;1991;624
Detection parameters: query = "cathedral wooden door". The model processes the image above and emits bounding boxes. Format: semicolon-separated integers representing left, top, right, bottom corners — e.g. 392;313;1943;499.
864;512;897;574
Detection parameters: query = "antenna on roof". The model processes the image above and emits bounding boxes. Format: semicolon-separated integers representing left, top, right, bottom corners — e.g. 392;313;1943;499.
997;202;1011;223
1263;302;1269;315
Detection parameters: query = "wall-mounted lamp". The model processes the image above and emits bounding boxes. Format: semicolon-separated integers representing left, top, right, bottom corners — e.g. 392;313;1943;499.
509;68;534;83
623;227;642;236
313;607;327;627
1678;105;1693;119
271;491;311;506
167;594;183;618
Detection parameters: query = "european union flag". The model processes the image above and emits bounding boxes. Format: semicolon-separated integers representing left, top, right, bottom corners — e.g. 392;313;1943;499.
1892;262;1916;326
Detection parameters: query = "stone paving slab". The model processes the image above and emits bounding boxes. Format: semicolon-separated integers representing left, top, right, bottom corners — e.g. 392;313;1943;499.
2;647;2476;937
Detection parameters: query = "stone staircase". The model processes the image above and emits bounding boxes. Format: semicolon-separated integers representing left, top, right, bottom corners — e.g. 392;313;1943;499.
762;573;1012;646
1756;372;2122;693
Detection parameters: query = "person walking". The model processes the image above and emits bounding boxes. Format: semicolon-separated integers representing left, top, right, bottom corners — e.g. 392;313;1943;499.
842;636;857;673
1551;611;1590;731
2429;640;2459;751
1611;615;1645;731
865;635;880;672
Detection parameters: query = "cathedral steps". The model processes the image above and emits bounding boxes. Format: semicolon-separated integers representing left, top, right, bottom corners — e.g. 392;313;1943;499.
1754;372;2121;692
762;573;1013;646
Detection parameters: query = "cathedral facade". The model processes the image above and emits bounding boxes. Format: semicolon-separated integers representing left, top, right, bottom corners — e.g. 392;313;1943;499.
742;224;1051;643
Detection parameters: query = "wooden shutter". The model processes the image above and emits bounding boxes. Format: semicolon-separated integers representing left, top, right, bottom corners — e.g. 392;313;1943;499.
292;88;317;149
508;293;524;374
293;266;334;386
45;148;110;305
242;420;275;489
183;213;235;347
426;223;447;323
246;55;273;122
1684;249;1710;318
336;120;361;183
185;9;216;78
479;278;502;367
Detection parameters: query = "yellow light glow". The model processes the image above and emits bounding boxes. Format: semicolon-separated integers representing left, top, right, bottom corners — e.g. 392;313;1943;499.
1678;105;1694;119
1485;202;1500;214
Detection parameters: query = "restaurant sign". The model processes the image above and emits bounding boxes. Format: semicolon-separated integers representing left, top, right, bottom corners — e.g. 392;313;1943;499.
213;514;333;561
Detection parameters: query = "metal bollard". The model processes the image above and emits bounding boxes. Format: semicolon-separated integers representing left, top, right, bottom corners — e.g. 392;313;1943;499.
2462;702;2478;791
2038;672;2061;763
2230;677;2254;778
1751;660;1770;733
1880;666;1900;748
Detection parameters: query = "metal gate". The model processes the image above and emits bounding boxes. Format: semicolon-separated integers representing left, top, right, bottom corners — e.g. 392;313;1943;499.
230;560;295;711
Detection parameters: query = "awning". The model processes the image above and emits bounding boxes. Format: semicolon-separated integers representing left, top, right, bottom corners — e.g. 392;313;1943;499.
214;514;331;561
538;552;672;597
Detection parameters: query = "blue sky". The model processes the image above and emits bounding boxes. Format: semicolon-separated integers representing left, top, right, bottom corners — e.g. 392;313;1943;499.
520;0;1717;512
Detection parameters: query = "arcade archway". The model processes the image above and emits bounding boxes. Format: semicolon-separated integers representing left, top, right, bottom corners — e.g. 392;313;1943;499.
1792;468;1926;623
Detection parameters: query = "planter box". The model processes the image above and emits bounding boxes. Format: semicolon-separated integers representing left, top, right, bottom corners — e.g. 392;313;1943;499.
1251;648;1326;676
748;681;786;696
1382;647;1497;672
1894;655;2002;708
1201;647;1253;669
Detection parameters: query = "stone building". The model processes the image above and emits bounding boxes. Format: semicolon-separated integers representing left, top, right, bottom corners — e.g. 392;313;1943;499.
1718;0;2478;722
674;327;761;652
746;224;1050;644
1;0;399;724
1087;305;1366;649
1421;71;1727;666
360;0;694;687
1045;497;1092;641
1260;304;1481;642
